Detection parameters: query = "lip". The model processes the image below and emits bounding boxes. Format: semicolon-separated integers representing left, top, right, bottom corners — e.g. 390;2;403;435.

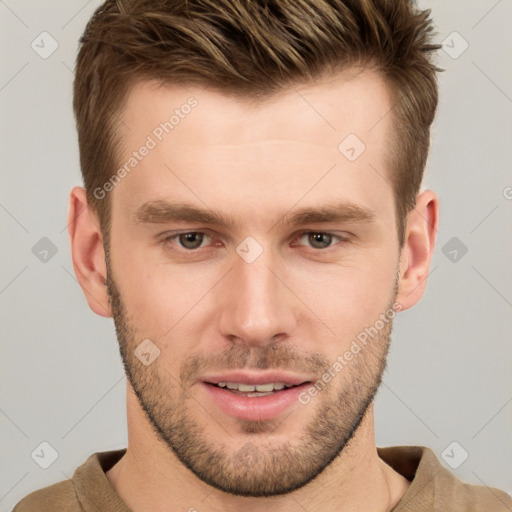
199;371;311;387
200;380;312;421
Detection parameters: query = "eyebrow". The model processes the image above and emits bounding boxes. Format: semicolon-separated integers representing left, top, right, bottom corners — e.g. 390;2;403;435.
280;202;376;227
134;199;376;229
134;201;235;228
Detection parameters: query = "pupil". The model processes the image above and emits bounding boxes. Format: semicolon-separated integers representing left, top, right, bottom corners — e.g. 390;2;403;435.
180;232;203;249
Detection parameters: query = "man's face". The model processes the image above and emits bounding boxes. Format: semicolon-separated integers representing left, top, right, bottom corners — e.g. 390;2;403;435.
105;69;402;496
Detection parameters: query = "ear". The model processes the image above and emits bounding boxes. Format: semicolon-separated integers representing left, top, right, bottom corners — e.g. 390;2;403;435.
396;189;439;311
67;186;112;318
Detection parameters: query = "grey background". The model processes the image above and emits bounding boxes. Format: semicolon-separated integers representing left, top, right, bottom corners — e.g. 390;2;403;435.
1;1;511;510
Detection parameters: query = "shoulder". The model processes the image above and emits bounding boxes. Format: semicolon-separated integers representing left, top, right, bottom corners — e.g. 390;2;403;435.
12;480;80;512
12;449;126;512
379;445;512;511
435;468;512;511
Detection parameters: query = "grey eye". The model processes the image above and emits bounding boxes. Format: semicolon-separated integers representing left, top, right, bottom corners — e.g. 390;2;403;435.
178;232;206;249
306;232;334;249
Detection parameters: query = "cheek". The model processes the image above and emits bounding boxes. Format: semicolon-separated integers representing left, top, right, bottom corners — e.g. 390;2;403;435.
288;249;397;327
117;251;218;336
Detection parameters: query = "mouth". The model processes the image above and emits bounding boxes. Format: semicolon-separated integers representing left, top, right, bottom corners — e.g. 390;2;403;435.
204;380;306;397
199;374;314;421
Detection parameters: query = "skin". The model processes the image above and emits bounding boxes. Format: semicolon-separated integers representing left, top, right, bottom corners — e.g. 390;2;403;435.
68;68;438;512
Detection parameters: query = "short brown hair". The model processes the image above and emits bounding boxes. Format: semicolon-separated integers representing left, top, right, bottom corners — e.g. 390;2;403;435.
73;0;441;248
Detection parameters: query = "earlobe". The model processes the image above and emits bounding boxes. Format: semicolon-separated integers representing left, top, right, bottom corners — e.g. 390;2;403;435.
67;186;112;318
396;190;439;311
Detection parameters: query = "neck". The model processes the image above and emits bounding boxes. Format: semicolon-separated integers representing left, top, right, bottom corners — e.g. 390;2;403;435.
106;387;410;512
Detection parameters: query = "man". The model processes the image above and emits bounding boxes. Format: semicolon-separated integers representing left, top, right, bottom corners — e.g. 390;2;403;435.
13;0;511;510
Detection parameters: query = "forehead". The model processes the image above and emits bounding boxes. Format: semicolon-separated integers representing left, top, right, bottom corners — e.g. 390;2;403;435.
119;68;392;150
111;68;395;228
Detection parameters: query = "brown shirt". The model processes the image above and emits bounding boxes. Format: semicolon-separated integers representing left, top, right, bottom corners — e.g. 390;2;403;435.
13;445;512;511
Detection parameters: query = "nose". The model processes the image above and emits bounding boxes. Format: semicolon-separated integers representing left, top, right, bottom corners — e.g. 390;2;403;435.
218;244;297;347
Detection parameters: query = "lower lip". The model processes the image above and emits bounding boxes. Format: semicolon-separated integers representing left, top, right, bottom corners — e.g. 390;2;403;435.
201;382;310;421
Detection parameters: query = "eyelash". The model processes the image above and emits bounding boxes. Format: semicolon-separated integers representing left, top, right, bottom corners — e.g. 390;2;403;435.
159;230;350;252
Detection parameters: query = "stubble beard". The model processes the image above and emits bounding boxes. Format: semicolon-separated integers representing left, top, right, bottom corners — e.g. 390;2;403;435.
106;254;398;497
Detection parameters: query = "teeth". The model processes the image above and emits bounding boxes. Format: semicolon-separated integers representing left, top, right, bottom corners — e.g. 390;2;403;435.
255;383;275;392
216;382;295;392
239;383;256;392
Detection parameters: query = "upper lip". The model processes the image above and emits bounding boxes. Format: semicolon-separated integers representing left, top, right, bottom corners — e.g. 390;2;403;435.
200;371;312;386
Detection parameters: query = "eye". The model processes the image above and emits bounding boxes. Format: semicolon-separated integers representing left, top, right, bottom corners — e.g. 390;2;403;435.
294;231;347;250
159;230;349;253
161;231;212;250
